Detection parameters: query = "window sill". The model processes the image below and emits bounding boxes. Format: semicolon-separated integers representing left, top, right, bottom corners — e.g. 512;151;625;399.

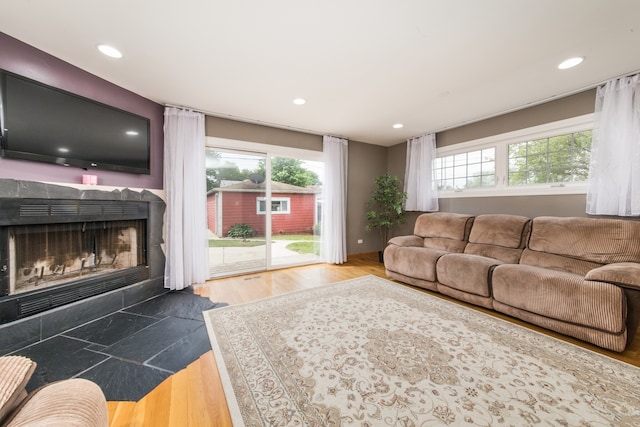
438;184;587;198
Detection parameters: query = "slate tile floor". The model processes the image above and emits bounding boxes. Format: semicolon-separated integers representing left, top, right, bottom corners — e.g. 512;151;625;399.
10;289;226;401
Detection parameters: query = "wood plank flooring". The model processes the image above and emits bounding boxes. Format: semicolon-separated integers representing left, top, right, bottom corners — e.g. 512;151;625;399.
107;253;640;426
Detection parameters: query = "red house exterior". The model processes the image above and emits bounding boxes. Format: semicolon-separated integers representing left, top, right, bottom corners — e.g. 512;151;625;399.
207;180;321;237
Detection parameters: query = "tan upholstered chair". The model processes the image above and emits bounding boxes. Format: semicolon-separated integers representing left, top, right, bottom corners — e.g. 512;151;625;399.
0;356;108;427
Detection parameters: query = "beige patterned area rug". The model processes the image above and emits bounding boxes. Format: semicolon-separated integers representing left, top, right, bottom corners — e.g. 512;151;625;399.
203;275;640;426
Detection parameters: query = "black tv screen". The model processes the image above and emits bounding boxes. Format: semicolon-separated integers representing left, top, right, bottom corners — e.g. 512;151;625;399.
0;70;151;174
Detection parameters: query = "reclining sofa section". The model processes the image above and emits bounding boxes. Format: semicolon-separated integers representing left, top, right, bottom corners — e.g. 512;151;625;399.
384;212;640;352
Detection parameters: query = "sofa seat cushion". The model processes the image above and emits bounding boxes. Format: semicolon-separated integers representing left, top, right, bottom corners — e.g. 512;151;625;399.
436;253;502;297
492;264;626;333
384;245;446;283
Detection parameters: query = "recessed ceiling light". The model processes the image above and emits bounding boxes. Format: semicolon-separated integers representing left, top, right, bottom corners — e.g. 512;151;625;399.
293;98;306;105
58;147;69;153
98;44;123;58
125;130;139;136
392;123;404;129
558;56;584;70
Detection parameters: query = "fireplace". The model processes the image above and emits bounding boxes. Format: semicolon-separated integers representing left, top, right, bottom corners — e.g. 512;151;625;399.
1;197;152;324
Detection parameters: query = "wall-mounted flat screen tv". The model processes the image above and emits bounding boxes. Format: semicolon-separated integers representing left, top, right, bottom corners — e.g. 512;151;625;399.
0;70;151;174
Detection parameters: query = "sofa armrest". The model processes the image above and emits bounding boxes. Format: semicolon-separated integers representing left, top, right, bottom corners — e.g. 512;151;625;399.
0;356;36;425
3;379;108;427
585;262;640;290
387;235;423;248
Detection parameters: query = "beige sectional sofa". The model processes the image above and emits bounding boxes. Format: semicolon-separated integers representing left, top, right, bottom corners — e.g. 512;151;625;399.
384;212;640;352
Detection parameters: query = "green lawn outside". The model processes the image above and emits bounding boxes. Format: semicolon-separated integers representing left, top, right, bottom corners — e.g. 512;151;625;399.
208;239;265;248
271;234;319;241
285;241;321;255
208;234;320;254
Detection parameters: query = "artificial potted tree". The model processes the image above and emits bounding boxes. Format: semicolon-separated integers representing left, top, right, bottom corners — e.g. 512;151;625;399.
365;173;408;262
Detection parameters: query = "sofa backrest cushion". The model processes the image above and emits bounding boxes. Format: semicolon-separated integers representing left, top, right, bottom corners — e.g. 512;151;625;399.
414;212;474;252
414;212;474;240
527;216;640;265
463;214;531;263
468;214;530;248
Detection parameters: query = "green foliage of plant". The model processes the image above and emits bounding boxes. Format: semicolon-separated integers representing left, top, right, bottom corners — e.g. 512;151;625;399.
365;173;408;252
255;157;320;187
227;223;255;240
205;152;321;191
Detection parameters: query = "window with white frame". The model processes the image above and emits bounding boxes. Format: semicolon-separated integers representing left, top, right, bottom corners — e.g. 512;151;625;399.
257;197;290;214
435;114;594;197
434;147;496;191
507;130;592;186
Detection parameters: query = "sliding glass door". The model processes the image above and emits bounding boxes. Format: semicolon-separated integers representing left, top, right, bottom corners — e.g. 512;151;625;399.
206;149;267;276
269;156;323;268
206;144;323;277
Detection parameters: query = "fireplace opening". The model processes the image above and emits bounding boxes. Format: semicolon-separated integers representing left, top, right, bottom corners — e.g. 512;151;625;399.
9;220;146;295
0;197;153;324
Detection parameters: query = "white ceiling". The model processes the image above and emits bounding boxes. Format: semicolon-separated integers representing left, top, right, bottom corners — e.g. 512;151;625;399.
1;0;639;146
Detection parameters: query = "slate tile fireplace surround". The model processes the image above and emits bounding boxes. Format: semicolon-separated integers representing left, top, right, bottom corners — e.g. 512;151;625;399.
0;179;166;355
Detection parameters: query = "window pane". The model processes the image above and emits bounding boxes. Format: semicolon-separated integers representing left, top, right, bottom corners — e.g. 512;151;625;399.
527;138;548;154
444;167;454;179
454;177;466;190
454;153;467;166
468;162;482;177
482;175;495;186
482;147;495;161
548;135;571;152
467;150;482;164
509;142;526;158
435;146;497;191
443;155;454;168
509;172;527;186
508;130;592;186
482;161;495;175
440;179;454;191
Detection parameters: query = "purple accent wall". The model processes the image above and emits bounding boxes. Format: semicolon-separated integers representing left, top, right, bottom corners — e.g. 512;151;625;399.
0;32;164;189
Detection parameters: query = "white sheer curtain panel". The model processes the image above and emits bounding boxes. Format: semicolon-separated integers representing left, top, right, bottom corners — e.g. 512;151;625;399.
404;133;439;211
163;107;209;290
322;135;348;264
586;73;640;216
